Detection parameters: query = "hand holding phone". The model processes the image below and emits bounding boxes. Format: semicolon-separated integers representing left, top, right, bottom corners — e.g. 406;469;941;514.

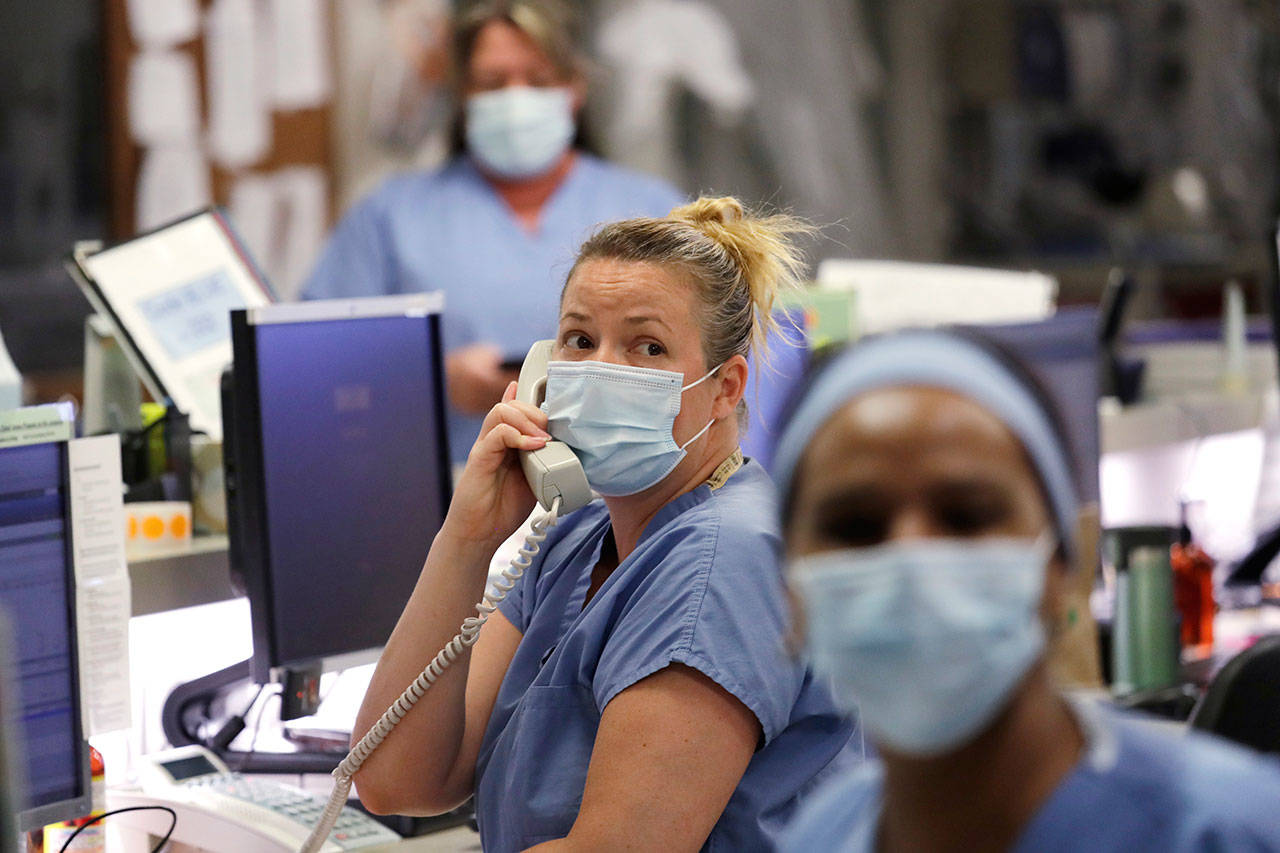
516;340;592;514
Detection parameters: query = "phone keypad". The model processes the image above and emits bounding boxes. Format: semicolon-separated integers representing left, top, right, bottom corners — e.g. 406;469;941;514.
181;773;400;849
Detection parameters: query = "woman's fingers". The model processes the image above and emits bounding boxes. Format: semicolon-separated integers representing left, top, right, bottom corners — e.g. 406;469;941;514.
463;422;546;477
505;399;549;431
479;400;551;440
485;423;547;454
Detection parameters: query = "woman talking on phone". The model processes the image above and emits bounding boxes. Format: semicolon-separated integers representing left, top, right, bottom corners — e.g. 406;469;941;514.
351;197;856;851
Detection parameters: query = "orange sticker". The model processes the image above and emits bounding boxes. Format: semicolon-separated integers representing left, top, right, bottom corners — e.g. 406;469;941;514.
142;516;165;540
128;516;138;539
170;513;189;539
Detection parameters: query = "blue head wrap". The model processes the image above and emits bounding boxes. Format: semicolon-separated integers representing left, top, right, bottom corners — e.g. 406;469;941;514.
773;329;1078;558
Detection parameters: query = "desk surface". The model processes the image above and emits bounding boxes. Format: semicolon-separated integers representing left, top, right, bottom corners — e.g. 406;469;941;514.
367;826;480;852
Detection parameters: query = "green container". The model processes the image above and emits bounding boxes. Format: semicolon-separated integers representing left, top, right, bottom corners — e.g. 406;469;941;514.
1112;544;1180;694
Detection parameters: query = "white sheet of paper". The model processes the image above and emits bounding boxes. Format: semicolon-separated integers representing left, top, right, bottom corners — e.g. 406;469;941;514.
0;403;75;449
127;50;202;146
815;260;1057;336
68;436;133;736
135;145;212;233
268;0;332;110
126;0;200;47
227;173;282;289
273;166;329;299
206;0;272;168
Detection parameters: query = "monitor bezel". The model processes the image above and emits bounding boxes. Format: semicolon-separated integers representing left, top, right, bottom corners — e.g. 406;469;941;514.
65;207;274;441
225;294;451;684
11;442;93;833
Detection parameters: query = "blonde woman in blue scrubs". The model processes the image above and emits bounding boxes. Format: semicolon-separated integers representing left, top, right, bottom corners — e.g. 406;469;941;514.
352;197;857;850
776;328;1280;852
303;0;682;463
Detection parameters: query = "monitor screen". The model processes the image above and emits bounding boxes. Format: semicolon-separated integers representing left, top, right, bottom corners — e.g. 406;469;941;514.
0;442;90;831
226;295;451;683
71;210;273;441
974;307;1102;504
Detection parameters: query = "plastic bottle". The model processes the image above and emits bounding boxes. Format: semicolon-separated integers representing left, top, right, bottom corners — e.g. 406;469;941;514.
0;325;21;412
1172;541;1216;653
1220;279;1247;394
41;747;105;852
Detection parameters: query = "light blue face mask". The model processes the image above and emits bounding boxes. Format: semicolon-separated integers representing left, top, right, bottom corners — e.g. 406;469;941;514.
541;359;721;497
790;535;1051;756
465;86;574;179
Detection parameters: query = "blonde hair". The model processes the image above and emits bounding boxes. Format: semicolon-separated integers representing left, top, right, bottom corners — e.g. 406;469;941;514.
451;0;581;87
568;197;811;425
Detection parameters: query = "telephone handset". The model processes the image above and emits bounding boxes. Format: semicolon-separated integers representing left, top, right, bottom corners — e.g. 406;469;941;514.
516;340;593;514
298;343;586;852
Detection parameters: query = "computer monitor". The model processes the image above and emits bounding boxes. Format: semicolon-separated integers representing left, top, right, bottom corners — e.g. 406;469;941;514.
223;294;451;689
0;611;22;852
1271;220;1280;389
0;441;92;832
973;306;1102;504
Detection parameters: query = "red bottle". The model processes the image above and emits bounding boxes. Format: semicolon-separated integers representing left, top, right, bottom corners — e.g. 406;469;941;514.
1172;542;1216;654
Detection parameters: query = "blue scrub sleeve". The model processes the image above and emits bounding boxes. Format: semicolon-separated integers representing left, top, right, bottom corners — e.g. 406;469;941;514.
591;519;799;744
494;517;578;634
495;565;528;633
300;192;396;300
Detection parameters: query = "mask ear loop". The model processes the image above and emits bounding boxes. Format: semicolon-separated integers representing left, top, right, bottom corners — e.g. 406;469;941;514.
678;361;727;450
681;361;726;391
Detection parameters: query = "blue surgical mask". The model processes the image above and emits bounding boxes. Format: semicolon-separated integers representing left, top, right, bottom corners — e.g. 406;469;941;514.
790;536;1051;756
465;86;574;179
541;360;721;496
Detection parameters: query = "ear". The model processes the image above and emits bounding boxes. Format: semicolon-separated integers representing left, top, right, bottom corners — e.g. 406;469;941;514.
568;73;587;116
1039;554;1069;631
711;354;748;420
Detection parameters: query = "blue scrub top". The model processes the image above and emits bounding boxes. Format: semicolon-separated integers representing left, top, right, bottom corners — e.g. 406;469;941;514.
779;698;1280;852
301;154;684;463
476;460;860;851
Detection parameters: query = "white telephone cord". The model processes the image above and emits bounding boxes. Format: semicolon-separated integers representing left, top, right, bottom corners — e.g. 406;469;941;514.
298;497;562;853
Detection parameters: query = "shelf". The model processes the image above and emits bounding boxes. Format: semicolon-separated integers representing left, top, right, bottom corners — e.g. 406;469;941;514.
1100;391;1270;455
127;535;237;617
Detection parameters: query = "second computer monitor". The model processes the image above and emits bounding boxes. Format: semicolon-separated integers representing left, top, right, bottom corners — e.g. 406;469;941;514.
225;294;452;685
0;441;91;833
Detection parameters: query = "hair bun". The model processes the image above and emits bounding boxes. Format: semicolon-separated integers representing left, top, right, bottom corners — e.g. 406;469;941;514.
672;196;745;227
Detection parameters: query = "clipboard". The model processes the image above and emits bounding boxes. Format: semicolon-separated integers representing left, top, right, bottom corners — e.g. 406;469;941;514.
66;208;274;442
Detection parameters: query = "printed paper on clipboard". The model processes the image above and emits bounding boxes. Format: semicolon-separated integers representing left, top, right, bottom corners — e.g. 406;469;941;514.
67;209;273;442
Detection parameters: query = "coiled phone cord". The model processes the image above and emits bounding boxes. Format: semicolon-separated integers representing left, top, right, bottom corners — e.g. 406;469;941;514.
298;497;562;853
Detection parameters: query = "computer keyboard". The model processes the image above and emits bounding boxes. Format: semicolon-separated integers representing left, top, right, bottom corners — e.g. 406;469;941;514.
181;772;401;849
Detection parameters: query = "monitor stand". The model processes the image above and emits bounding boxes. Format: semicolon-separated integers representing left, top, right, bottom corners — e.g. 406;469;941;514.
160;659;347;775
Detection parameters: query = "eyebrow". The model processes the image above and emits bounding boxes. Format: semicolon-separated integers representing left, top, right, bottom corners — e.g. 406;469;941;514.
811;483;886;516
559;312;672;331
624;316;672;330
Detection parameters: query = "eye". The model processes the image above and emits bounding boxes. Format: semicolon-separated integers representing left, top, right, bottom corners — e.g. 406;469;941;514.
563;333;593;351
935;503;1001;537
816;510;888;549
931;485;1011;537
640;341;665;357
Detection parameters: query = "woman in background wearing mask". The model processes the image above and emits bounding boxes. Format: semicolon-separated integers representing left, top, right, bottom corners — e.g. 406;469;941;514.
352;197;856;851
303;0;683;463
774;328;1280;852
